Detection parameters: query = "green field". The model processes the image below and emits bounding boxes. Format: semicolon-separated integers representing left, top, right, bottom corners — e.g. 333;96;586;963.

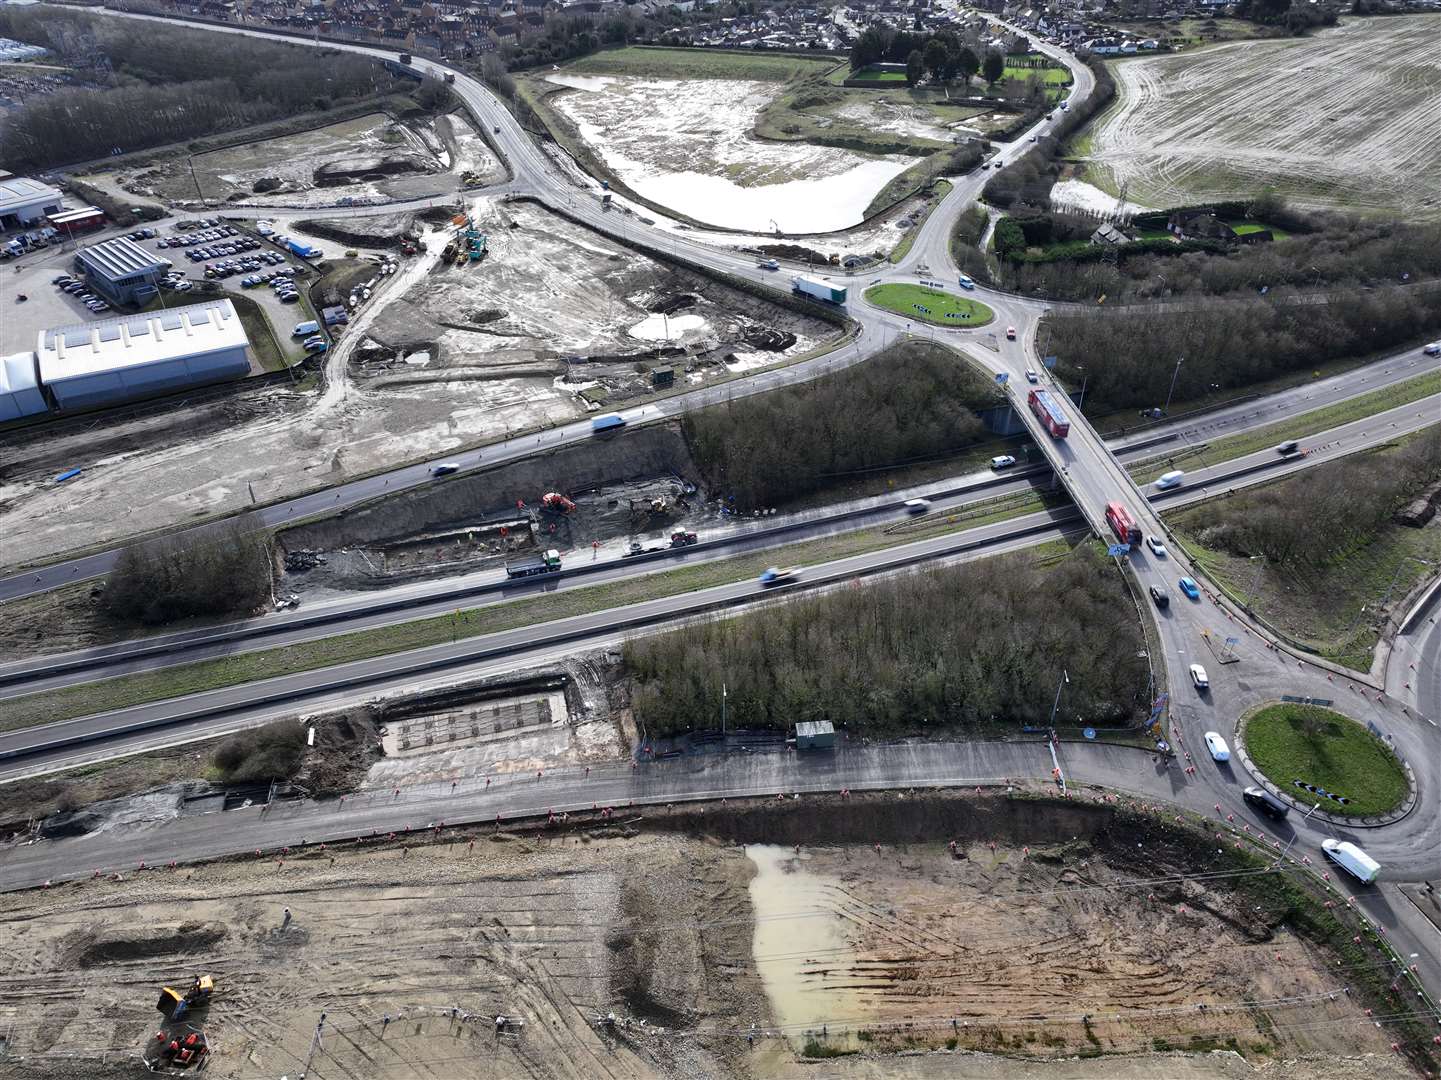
1226;220;1291;238
848;67;909;83
1001;59;1072;86
1244;704;1408;817
863;284;995;327
568;46;837;81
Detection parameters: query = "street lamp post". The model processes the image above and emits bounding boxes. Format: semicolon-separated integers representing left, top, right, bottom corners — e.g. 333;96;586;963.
1245;554;1266;613
1163;356;1183;416
1048;669;1069;729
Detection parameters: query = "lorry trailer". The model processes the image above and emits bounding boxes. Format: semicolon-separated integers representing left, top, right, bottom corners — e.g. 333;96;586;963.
791;275;847;306
1027;388;1070;438
591;414;626;434
1105;501;1142;548
505;549;562;578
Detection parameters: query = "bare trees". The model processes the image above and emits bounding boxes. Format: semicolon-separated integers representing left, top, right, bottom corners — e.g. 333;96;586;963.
682;342;1003;510
102;518;273;626
625;546;1150;737
1038;286;1441;413
0;6;389;169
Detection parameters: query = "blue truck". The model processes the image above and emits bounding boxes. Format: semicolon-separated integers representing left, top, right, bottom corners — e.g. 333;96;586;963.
285;239;324;259
591;414;626;435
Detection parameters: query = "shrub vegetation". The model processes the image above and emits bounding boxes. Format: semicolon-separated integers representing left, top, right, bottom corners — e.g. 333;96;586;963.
682;341;1003;510
103;519;273;626
625;546;1150;737
211;721;307;784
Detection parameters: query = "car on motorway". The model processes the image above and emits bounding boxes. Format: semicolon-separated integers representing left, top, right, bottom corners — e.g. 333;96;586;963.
990;455;1016;470
1155;469;1184;490
1424;342;1440;356
1146;536;1167;557
1005;326;1017;340
1149;584;1170;608
759;566;801;586
904;498;931;513
1178;576;1200;600
1189;663;1209;691
1243;786;1289;820
957;274;975;290
430;462;460;475
1203;731;1230;761
1275;440;1300;455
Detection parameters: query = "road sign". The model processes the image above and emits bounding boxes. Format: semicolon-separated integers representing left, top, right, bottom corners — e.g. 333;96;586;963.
994;372;1009;385
1083;727;1096;740
1107;543;1130;558
1042;355;1058;369
1225;636;1239;647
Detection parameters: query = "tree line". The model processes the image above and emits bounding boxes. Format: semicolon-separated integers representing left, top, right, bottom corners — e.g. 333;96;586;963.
0;6;395;169
849;25;1013;90
1177;427;1441;572
624;546;1151;738
682;341;1003;510
102;518;273;626
1037;285;1441;414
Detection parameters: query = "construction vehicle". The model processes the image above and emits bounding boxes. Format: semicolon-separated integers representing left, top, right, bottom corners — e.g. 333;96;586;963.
670;530;698;547
158;975;213;1021
506;549;562;578
541;492;576;513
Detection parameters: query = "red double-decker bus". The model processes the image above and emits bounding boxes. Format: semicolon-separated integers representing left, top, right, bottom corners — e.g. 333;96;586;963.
1105;501;1142;548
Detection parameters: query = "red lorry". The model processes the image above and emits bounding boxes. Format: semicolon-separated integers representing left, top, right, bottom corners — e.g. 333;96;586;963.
1027;388;1070;438
1105;501;1142;548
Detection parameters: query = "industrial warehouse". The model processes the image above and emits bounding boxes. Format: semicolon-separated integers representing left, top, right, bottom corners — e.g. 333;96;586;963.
1;299;254;416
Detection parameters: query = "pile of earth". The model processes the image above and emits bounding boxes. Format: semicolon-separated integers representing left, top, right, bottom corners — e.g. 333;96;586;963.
314;155;430;186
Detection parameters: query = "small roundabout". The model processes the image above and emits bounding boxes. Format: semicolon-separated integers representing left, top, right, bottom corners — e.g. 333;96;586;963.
1239;702;1411;819
862;283;995;328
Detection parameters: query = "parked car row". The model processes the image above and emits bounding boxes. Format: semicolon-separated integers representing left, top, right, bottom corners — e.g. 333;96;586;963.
203;254;278;280
267;273;302;303
161;271;193;293
50;274;110;313
173;217;228;231
182;237;266;260
125;227;158;241
240;267;298;290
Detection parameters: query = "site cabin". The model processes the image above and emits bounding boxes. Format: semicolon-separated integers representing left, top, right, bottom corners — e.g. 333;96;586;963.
791;275;847;306
1105;501;1142;549
505;549;562;578
1027;388;1070;438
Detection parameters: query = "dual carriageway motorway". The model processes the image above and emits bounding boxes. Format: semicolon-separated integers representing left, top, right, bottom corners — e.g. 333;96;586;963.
3;2;1441;1019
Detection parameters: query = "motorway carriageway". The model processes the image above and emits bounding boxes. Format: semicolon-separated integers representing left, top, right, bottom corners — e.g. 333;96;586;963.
2;393;1435;776
3;389;1436;701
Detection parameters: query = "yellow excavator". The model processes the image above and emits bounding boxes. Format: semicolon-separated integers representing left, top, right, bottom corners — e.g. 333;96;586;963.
157;975;213;1022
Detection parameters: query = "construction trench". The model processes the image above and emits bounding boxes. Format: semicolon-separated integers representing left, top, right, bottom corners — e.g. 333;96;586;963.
0;755;1419;1080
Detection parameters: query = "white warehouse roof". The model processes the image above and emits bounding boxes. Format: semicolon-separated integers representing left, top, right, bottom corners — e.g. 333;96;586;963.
38;300;249;384
0;174;63;216
0;351;47;421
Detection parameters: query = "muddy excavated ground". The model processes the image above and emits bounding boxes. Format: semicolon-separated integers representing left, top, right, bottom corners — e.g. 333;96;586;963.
0;792;1411;1080
90;111;503;209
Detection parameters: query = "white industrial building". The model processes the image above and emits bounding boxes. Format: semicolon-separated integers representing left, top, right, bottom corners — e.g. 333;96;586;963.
0;352;47;421
36;300;253;411
0;174;64;230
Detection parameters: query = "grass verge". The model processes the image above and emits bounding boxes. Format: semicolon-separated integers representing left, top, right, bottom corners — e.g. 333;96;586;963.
888;180;951;263
864;283;994;327
1243;704;1408;816
1130;371;1441;482
225;291;290;372
0;496;1073;734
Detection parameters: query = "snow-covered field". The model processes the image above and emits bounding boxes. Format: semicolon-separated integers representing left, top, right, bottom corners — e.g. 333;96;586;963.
546;75;913;232
1087;15;1441;217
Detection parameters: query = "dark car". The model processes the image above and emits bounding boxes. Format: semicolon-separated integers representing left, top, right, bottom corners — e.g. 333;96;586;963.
1243;786;1290;821
1149;584;1170;608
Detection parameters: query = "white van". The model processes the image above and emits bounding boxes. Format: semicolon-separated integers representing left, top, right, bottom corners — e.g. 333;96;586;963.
292;320;320;337
1155;470;1185;490
1321;839;1380;884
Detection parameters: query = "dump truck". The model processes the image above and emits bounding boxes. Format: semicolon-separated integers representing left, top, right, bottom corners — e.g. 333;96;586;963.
791;275;847;305
506;549;562;578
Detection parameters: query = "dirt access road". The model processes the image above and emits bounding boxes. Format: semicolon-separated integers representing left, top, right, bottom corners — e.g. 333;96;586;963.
1087;14;1441;217
0;794;1412;1080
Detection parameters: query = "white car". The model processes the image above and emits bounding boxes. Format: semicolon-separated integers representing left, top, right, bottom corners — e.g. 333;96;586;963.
1146;536;1167;557
1025;368;1038;383
1203;731;1229;761
990;455;1017;470
903;498;931;513
1424;342;1440;356
1189;663;1209;690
